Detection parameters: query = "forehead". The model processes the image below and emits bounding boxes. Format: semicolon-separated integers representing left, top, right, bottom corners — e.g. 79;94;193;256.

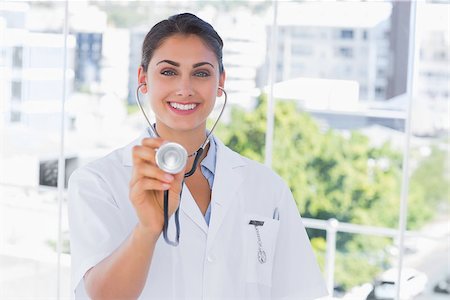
151;34;218;66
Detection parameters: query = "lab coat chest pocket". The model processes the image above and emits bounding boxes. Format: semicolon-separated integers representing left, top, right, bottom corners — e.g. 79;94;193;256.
244;214;280;287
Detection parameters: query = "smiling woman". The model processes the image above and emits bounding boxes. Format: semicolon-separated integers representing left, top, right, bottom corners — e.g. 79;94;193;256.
67;12;327;300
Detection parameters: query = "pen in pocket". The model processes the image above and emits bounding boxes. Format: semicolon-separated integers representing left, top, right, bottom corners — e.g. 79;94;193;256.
273;208;280;220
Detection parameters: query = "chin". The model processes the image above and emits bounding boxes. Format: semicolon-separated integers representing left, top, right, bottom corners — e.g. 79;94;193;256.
167;120;205;132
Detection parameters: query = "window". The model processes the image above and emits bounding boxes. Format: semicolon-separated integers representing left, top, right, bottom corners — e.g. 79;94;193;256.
336;47;353;58
291;44;313;56
433;51;447;61
375;86;385;98
10;110;21;122
0;47;6;66
11;81;22;101
363;30;368;40
340;29;354;39
12;46;23;68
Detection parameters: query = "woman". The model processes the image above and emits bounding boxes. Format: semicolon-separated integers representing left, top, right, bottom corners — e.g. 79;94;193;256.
69;13;327;300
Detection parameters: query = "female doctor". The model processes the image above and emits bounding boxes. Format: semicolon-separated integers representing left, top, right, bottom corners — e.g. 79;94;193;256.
68;13;327;300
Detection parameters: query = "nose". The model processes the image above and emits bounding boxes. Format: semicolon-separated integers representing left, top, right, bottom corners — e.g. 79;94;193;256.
176;75;194;97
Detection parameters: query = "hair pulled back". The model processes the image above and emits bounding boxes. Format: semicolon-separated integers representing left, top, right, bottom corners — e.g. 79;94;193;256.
141;13;224;74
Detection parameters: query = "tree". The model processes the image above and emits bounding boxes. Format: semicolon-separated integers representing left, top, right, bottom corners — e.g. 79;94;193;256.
217;95;404;229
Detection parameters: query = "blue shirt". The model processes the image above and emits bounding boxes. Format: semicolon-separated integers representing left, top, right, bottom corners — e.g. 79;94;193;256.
200;136;217;225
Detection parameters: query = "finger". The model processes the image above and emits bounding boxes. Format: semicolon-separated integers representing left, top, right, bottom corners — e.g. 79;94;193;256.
131;177;171;192
173;171;185;183
132;137;167;162
141;137;166;148
130;164;169;187
132;145;156;165
136;164;175;184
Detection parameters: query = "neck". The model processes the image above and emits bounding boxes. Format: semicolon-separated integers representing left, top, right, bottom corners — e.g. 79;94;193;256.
154;122;208;156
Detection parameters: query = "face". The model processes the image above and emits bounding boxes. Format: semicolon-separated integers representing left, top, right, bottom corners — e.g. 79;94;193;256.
138;34;225;133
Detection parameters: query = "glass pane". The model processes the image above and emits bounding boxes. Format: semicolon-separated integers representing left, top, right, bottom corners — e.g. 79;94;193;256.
0;1;70;298
268;0;411;226
405;2;450;300
263;1;408;102
263;0;415;295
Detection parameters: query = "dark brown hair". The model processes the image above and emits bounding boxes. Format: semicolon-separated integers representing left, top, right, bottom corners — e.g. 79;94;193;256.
141;13;224;73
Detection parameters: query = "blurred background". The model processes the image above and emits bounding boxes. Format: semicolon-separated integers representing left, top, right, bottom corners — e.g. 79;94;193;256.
0;0;448;299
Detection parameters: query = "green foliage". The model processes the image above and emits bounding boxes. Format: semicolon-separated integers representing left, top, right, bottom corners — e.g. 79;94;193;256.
127;104;140;115
408;145;450;229
310;237;326;272
217;95;404;230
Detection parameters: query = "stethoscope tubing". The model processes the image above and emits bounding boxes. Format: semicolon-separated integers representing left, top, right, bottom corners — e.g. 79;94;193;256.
136;83;227;246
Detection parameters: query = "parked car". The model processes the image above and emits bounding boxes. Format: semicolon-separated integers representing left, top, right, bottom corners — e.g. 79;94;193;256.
372;268;428;299
434;275;450;294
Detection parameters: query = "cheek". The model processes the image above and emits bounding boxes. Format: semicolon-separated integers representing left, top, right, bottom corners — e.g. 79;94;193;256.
147;78;168;101
201;83;218;100
147;90;165;112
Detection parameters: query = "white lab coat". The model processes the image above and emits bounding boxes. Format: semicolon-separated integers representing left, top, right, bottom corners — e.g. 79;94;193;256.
68;131;328;300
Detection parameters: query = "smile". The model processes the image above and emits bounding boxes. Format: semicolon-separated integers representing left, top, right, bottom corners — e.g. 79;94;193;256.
169;102;198;111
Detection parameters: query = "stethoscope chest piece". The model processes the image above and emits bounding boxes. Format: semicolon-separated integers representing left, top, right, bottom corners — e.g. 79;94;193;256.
156;142;188;174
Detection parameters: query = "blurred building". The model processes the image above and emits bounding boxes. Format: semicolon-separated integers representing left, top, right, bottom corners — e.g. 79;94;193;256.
0;2;75;130
385;1;410;100
261;1;448;136
413;2;449;135
69;2;130;99
268;77;405;131
127;27;146;105
216;9;266;109
262;1;392;101
75;32;102;89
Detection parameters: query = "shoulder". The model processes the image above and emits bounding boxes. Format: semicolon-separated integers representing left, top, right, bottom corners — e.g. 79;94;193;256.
242;156;286;185
214;136;288;190
68;134;140;190
70;147;124;184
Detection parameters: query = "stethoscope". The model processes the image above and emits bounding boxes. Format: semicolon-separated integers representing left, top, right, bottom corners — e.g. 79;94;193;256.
135;83;227;246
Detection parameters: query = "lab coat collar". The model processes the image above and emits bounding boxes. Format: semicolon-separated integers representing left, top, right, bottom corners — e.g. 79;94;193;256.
180;137;247;240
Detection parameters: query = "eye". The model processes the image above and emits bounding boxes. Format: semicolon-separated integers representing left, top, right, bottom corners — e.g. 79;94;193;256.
161;69;176;76
194;71;210;78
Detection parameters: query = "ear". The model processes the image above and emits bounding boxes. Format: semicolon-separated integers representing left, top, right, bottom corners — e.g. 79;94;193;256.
217;71;226;97
138;66;148;93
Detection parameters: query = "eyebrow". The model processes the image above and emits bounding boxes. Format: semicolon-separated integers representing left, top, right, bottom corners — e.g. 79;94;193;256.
156;60;214;69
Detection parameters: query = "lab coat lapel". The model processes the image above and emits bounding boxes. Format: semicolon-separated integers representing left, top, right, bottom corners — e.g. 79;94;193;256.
180;184;208;234
207;138;246;251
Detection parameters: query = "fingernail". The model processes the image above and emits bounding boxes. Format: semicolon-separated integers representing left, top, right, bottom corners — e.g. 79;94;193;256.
162;183;170;190
164;174;174;182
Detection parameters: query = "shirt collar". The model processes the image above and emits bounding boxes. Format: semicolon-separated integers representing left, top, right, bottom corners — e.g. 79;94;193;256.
200;135;217;175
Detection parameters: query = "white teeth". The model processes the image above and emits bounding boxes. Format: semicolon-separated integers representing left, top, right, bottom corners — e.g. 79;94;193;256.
169;102;197;110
